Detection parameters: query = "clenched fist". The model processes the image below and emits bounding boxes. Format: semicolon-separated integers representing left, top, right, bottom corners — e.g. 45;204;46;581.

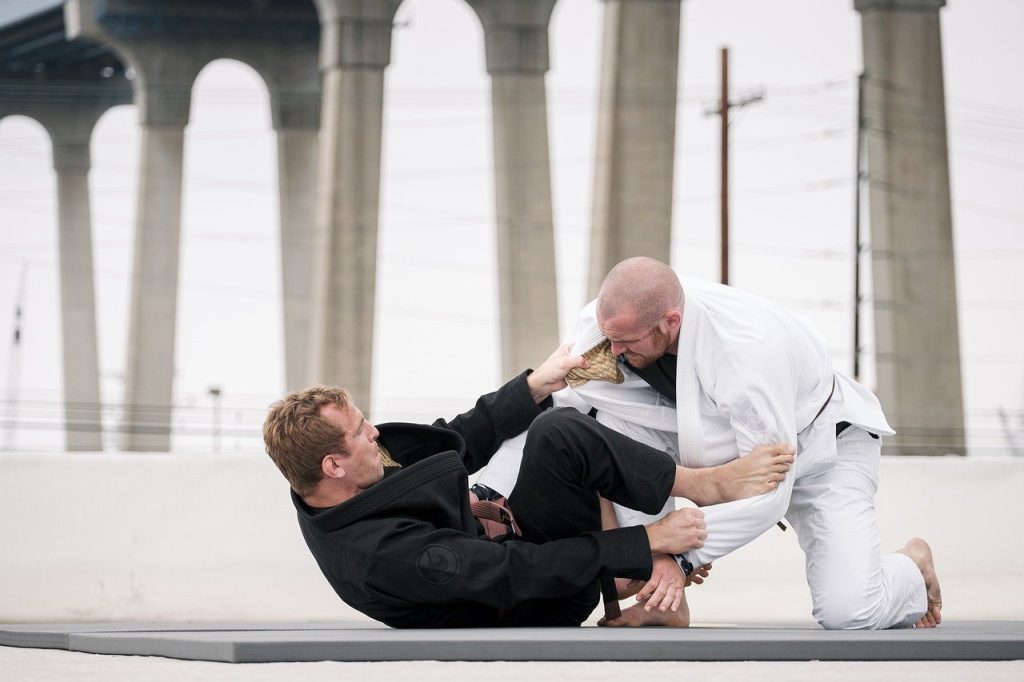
645;508;707;555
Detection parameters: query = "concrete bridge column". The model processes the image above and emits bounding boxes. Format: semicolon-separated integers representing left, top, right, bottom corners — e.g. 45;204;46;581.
274;127;319;392
588;0;682;296
1;5;132;450
468;0;560;379
68;0;199;451
307;0;401;410
855;0;964;455
122;110;189;451
48;112;106;451
67;0;325;445
260;55;322;392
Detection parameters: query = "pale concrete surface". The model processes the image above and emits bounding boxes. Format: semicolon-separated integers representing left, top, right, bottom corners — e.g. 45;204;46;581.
2;647;1022;682
2;453;1022;623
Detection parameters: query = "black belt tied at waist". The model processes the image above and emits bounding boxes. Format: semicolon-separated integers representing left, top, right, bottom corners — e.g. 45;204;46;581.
835;421;879;439
807;378;879;439
777;376;836;534
801;375;836;435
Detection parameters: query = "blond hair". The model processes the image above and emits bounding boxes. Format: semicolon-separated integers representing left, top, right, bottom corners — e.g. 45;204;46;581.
263;385;351;497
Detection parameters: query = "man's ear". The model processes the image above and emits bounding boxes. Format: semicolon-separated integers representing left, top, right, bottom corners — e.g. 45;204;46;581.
321;454;346;480
663;308;682;333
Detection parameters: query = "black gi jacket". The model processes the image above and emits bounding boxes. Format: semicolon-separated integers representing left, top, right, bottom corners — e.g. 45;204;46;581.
292;372;653;628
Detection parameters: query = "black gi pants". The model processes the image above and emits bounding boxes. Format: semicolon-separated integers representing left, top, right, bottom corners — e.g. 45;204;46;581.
503;408;677;625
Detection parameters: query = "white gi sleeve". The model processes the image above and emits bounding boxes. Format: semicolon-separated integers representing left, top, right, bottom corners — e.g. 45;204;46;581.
686;338;800;567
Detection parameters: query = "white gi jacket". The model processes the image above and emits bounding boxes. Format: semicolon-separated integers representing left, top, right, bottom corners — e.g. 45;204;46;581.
569;277;894;567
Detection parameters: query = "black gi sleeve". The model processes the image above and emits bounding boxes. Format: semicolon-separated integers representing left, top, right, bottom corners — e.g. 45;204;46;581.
363;521;653;610
433;371;547;474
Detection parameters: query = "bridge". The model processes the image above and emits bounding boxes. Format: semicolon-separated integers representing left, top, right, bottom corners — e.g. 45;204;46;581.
1;0;964;454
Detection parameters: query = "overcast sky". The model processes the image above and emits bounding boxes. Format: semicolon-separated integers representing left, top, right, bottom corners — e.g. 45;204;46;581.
1;0;1022;454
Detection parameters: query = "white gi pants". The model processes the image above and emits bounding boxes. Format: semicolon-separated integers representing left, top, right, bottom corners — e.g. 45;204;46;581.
788;426;927;629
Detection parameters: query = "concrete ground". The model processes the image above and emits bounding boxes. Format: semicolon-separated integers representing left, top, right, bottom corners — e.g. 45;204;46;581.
2;646;1023;682
4;456;1022;678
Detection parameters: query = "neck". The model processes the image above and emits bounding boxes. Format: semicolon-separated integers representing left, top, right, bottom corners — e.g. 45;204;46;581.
302;483;356;510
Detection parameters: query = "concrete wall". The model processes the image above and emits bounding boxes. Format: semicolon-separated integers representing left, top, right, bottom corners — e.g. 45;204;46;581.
1;453;1022;624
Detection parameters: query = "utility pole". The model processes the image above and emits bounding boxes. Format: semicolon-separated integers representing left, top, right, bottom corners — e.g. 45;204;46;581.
705;47;763;285
853;72;866;382
998;408;1023;457
719;47;729;285
3;263;28;451
208;386;222;454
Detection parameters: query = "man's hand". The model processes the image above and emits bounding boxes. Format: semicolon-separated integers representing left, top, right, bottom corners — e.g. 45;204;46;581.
711;443;795;504
645;508;706;555
526;343;589;404
685;563;712;587
635;554;687;613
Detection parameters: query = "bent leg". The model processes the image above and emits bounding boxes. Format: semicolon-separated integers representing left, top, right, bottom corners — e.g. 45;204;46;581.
786;427;927;630
510;408;677;543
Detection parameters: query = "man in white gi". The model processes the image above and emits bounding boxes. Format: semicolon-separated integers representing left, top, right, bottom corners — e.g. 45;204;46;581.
570;257;941;630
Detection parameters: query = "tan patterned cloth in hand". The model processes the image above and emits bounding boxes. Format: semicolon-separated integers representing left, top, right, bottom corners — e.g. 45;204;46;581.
566;339;624;388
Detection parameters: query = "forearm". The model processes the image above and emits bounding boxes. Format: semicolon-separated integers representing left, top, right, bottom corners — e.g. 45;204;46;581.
600;497;619;531
687;474;793;566
372;526;654;610
442;372;547;473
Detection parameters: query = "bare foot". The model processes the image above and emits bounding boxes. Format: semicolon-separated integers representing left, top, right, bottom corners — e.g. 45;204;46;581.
714;443;795;504
898;537;942;628
598;596;690;628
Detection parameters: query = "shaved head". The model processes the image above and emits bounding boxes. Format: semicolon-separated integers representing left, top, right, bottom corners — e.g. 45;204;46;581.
597;257;683;327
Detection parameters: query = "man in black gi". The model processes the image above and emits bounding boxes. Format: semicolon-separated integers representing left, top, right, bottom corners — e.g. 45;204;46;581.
262;345;792;628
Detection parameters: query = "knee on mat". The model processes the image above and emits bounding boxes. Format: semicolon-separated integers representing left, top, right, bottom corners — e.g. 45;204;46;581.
815;595;886;631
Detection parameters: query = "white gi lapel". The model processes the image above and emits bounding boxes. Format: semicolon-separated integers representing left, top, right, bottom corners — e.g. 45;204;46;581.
570;300;605;356
675;288;706;468
576;377;678;431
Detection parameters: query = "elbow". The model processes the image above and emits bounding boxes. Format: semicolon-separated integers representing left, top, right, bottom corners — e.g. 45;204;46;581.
755;485;792;530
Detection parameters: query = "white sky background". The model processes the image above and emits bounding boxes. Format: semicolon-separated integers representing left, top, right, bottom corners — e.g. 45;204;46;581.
0;0;1022;454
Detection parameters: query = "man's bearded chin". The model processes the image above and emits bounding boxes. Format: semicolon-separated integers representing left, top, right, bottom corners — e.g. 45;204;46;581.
624;351;657;369
623;328;671;369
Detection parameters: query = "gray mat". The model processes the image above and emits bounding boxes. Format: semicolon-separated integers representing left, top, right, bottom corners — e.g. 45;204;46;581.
0;621;380;650
3;621;1022;662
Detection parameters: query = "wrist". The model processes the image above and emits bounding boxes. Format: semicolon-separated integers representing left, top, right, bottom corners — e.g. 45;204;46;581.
645;523;667;555
525;371;549;404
